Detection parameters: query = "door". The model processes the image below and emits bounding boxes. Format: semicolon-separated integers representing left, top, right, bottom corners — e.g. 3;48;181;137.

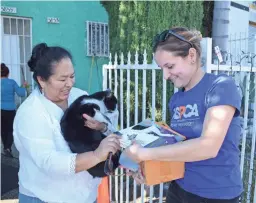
1;16;33;105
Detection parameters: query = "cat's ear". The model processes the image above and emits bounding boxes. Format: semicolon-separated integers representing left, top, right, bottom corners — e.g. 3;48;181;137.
105;89;113;98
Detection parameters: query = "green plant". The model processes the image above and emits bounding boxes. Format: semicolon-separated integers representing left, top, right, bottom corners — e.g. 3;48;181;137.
22;81;32;96
101;1;204;63
101;1;204;127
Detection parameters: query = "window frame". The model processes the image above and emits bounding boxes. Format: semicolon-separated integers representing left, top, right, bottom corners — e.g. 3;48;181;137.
86;21;109;57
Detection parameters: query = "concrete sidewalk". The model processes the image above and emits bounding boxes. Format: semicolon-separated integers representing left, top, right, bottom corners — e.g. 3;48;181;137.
1;145;19;201
0;200;18;203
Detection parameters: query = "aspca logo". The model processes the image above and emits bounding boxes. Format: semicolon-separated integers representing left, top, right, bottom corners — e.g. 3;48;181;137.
172;104;199;119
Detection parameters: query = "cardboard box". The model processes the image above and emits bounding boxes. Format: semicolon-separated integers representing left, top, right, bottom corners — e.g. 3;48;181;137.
141;160;185;186
140;121;185;185
119;120;186;185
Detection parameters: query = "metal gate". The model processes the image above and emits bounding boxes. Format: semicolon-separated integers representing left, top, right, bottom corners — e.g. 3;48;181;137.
1;15;33;104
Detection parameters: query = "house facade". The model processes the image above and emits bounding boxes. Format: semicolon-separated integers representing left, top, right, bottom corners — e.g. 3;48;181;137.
212;1;256;56
229;1;256;54
1;1;109;94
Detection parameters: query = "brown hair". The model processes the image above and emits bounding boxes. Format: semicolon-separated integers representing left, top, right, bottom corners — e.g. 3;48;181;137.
153;27;202;59
1;63;9;77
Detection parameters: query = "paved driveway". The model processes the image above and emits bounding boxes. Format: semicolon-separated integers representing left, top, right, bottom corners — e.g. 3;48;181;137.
1;145;19;201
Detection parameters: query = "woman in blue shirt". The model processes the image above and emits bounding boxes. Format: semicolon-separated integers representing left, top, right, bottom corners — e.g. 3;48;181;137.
124;27;242;203
1;63;26;157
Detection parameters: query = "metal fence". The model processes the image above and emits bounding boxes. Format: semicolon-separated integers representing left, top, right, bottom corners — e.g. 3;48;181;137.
103;37;256;203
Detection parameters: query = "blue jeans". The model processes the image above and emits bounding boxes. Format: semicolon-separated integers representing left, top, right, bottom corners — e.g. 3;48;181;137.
19;193;45;203
166;181;241;203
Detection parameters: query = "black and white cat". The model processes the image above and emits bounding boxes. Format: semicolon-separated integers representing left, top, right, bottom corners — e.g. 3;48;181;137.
60;90;120;178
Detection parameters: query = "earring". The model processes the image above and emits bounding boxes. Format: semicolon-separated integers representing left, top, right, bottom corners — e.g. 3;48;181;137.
41;88;45;96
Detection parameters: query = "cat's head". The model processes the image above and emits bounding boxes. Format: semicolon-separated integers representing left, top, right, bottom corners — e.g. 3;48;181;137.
103;90;118;112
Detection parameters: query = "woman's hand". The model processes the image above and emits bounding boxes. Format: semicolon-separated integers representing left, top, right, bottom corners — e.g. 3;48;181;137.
22;80;29;88
93;134;121;162
124;142;145;163
127;168;145;184
83;114;106;132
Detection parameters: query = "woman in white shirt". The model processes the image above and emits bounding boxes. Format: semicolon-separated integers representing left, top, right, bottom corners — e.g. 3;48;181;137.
13;43;120;203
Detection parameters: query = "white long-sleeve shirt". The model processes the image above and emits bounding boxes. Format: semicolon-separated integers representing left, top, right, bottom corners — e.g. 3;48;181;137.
13;87;102;203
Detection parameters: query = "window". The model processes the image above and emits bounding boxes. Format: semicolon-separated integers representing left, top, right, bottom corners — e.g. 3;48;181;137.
86;21;109;57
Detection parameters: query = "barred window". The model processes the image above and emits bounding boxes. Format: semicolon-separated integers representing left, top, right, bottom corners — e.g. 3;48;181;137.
86;21;109;57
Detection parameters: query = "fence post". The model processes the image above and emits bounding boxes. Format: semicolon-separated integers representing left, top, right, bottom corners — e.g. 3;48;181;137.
102;53;111;90
201;37;213;73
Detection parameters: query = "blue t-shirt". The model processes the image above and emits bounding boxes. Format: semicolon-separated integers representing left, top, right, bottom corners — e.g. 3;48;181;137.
1;78;26;110
169;73;243;199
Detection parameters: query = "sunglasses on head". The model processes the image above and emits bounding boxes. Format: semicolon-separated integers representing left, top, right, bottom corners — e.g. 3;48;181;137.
153;29;193;51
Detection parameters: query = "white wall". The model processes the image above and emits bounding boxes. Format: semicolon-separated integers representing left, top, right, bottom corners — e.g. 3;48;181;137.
249;7;256;22
229;2;249;36
233;1;250;7
228;1;250;58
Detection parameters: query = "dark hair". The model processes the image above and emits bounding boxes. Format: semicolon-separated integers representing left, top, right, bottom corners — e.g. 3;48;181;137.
1;63;9;77
27;43;72;88
153;27;202;59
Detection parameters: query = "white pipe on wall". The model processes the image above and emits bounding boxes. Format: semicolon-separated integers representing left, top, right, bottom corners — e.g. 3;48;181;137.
212;1;231;61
